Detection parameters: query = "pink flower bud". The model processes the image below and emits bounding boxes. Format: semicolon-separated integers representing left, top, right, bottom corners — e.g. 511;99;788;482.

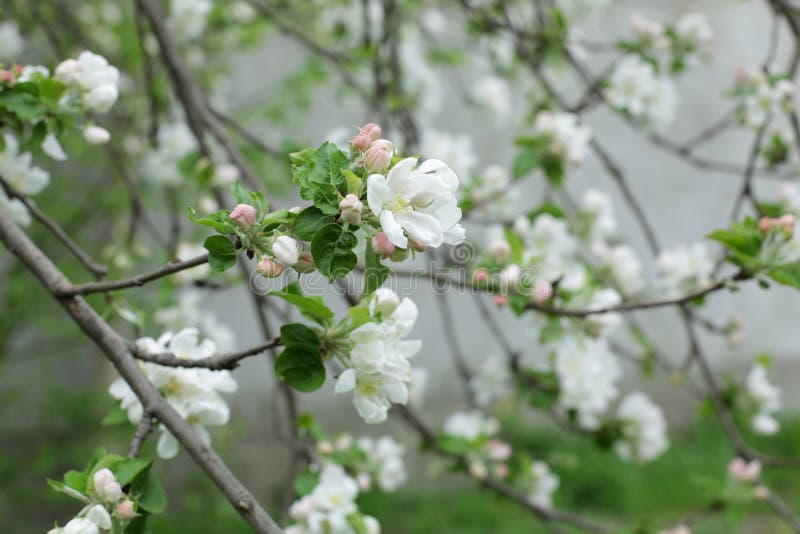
360;122;382;141
362;139;393;172
229;203;257;228
339;194;364;225
473;268;489;284
727;457;761;483
779;213;796;233
115;499;137;520
93;468;122;503
351;133;372;152
486;439;512;461
492;295;509;307
494;463;509;479
295;251;315;273
469;462;487;480
757;217;776;232
532;282;554;303
372;232;396;258
317;440;334;454
409;239;428;252
256;257;284;278
488;239;511;261
0;69;14;84
755;485;770;499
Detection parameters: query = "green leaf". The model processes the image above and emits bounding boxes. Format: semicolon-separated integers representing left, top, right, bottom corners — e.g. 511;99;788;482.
343;169;362;195
292;206;334;241
768;260;800;289
293;469;320;497
289;147;317;167
47;478;90;503
110;458;152;487
0;89;45;120
513;150;539;178
539;317;565;344
203;235;238;272
527;202;566;221
274;347;326;392
280;323;321;351
270;282;334;324
35;78;66;108
131;468;167;514
437;435;472;455
230;180;250;204
541;153;565;186
363;239;390;296
305;142;348;214
101;402;129;426
311;224;358;281
188;207;234;234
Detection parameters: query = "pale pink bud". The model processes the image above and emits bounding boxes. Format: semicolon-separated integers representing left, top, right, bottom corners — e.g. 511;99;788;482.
360;122;382;141
317;440;334;454
779;214;796;233
295;251;315;273
532;282;553;303
362;139;393;171
256;257;284;278
492;295;509;306
486;439;512;461
339;194;363;225
357;472;372;491
727;457;761;483
351;133;372;152
473;268;489;284
229;204;257;228
0;69;14;84
115;499;137;520
488;239;511;261
499;264;521;290
469;462;487;480
757;217;777;232
93;468;122;502
372;232;396;258
409;238;428;252
494;463;509;479
755;486;770;499
334;434;353;450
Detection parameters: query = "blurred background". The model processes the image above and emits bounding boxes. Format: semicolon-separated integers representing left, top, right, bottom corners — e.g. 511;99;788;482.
2;0;800;532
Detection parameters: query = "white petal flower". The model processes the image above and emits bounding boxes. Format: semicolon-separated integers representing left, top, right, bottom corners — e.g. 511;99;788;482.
443;410;500;441
63;518;99;534
605;55;677;127
614;391;669;463
746;363;782;435
42;134;68;161
470;355;512;407
656;242;714;298
0;133;50;195
85;505;112;529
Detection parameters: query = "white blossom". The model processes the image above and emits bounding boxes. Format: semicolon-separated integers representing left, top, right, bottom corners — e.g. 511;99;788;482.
614;391;669;463
605;55;677;127
554;336;620;430
656;242;714;297
746;362;782;435
532;112;592;165
286;464;366;534
142;121;198;185
0;133;49;226
155;289;236;352
336;290;421;423
594;243;644;297
356;436;407;491
173;242;212;283
419;130;477;181
367;157;465;250
514;214;578;282
525;461;560;509
55;51;120;113
470;75;512;120
577;188;618;243
168;0;212;42
674;13;713;65
470;355;512;407
108;328;237;459
443;410;500;441
42;133;68;161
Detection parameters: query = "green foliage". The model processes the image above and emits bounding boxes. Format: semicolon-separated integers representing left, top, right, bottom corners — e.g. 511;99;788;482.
293;142;350;215
274;324;326;392
311;223;358;281
362;239;390;296
270;282;334;325
203;235;238;272
292;206;335;241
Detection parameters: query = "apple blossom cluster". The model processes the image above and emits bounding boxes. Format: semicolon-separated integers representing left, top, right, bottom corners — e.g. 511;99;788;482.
286;464;380;534
656;242;715;298
54;51;119;114
0;133;49;226
625;12;713;72
109;328;237;458
518;460;561;510
315;433;408;493
531;112;592;166
731;67;794;129
335;288;421;423
604;55;677;127
743;360;782;436
48;468;140;534
469;355;513;408
614;391;669;463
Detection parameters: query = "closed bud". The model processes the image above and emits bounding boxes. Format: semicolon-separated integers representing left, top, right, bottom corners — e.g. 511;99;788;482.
360;122;382;141
295;251;315;273
755;486;770;499
374;288;400;316
727;457;761;483
85;84;119;113
488;239;511;261
229;203;257;228
93;468;122;503
372;232;396;258
115;499;137;520
779;213;796;233
339;193;363;225
350;132;372;152
362;139;393;172
472;268;489;284
54;58;81;85
469;462;487;480
532;282;554;303
316;440;334;454
494;463;509;479
0;69;14;84
486;439;512;461
492;295;509;307
273;235;301;265
357;472;372;491
83;125;111;145
256;257;284;278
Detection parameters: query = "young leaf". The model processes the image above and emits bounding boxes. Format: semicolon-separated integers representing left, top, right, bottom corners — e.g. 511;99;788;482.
513;150;539;178
131;468;167;514
292;206;334;241
363;239;390;296
310;224;358;281
188;207;233;234
101;402;129;426
275;347;326;392
270;282;334;324
280;323;321;352
203;235;238;272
